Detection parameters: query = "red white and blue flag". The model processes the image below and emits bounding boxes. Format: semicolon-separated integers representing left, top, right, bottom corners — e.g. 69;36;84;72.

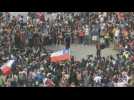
50;48;71;63
0;60;15;75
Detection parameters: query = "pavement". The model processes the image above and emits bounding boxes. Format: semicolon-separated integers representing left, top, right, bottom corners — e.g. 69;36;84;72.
47;44;118;60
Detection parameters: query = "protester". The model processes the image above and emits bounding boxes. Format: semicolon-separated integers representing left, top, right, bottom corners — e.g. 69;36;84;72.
0;12;133;87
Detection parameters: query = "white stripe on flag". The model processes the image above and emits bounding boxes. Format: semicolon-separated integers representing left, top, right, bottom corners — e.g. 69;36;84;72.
50;48;70;57
1;60;15;69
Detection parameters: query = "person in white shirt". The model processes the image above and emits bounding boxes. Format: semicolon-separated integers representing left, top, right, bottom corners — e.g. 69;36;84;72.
100;16;104;23
103;12;107;18
94;75;102;84
114;27;120;49
84;25;90;46
114;28;120;38
43;77;48;87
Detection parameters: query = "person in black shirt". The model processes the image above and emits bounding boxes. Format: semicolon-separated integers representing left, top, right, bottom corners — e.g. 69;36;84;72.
65;35;71;49
96;42;101;59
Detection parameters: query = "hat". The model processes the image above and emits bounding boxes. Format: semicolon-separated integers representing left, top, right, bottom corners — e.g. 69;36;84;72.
40;67;44;71
47;73;51;77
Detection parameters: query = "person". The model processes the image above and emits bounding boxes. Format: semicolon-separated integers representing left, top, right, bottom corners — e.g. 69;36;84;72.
43;73;55;87
104;31;110;47
57;31;63;46
100;36;106;49
84;25;90;46
0;12;134;87
96;42;101;58
65;34;71;49
79;29;85;44
69;68;77;85
93;75;102;86
114;27;120;49
5;12;10;24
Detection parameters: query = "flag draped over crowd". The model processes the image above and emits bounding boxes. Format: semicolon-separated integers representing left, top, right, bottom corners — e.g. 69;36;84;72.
0;60;15;75
50;48;71;63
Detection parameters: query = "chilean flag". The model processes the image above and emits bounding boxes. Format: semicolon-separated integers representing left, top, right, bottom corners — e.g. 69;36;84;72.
0;60;15;75
50;48;71;63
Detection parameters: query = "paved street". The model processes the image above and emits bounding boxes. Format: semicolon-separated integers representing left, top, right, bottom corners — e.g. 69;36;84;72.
47;44;118;60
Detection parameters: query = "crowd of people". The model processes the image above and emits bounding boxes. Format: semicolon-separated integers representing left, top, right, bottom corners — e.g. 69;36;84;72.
0;12;133;87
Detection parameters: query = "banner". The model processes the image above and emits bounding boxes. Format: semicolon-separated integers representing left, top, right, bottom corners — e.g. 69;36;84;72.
50;48;70;63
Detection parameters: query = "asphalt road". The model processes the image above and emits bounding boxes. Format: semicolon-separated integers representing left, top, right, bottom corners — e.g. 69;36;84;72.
47;44;118;61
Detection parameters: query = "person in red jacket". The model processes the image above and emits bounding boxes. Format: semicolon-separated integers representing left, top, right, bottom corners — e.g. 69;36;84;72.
79;29;85;44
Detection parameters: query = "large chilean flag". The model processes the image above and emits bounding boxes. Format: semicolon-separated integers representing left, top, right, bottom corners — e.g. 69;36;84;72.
0;60;15;75
50;48;71;63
